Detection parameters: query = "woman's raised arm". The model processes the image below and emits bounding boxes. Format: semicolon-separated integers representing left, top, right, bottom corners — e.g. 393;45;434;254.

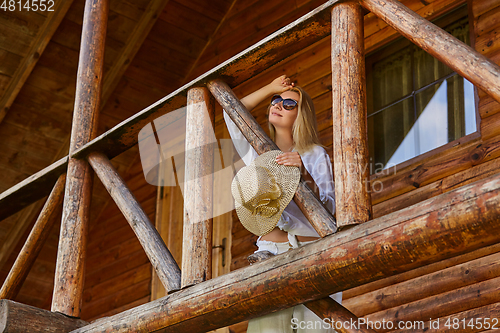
240;75;294;111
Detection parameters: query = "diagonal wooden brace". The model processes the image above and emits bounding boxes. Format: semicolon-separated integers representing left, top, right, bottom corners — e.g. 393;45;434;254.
88;152;181;293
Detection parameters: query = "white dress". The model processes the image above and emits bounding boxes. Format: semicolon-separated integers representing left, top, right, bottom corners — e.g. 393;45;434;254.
224;112;342;333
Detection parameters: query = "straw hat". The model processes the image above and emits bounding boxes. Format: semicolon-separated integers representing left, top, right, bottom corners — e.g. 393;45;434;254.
231;150;300;236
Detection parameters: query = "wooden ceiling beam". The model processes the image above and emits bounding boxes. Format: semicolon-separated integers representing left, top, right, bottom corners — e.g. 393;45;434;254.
0;0;75;125
100;0;171;106
70;171;500;332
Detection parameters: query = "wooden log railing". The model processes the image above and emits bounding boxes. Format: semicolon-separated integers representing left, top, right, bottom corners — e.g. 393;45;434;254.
0;299;88;332
0;174;65;300
70;172;500;332
51;0;109;317
2;0;500;331
87;152;181;293
207;79;337;237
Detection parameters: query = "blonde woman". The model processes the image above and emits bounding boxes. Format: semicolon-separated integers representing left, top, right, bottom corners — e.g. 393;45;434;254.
224;75;341;333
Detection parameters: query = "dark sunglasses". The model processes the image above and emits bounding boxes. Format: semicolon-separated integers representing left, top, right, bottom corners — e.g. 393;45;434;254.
270;94;298;111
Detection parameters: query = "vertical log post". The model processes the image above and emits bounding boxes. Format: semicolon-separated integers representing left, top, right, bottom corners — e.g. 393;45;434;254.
360;0;500;104
207;79;337;237
331;1;372;227
51;0;108;317
181;87;215;288
0;174;66;300
88;152;181;293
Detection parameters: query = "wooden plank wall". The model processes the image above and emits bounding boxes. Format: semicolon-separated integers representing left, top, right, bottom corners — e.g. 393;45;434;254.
213;0;500;331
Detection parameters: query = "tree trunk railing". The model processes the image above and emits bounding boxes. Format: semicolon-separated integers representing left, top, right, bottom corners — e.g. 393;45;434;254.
1;0;500;332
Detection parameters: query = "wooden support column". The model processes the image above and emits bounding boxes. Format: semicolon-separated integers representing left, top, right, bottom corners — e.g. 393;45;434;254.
305;298;376;333
88;152;181;293
70;171;500;333
51;0;108;317
360;0;500;104
331;1;372;227
0;299;88;333
0;174;65;300
181;87;215;288
207;79;337;237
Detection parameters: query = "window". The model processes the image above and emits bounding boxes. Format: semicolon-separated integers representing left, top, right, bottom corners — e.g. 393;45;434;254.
366;6;476;171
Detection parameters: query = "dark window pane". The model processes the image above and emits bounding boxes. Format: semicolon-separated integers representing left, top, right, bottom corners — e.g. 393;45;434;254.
372;48;412;112
413;47;454;90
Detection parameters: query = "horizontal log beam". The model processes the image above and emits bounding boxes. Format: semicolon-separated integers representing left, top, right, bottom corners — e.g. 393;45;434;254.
207;79;337;237
0;0;340;223
0;299;87;333
71;172;500;333
0;157;67;221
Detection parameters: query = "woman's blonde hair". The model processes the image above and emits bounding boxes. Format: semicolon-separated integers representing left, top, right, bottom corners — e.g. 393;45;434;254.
268;86;322;154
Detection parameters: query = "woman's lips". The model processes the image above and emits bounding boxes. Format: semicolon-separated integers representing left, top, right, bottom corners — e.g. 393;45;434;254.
271;112;282;117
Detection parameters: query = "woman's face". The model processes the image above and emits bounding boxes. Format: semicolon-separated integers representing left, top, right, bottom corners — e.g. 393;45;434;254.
268;90;300;130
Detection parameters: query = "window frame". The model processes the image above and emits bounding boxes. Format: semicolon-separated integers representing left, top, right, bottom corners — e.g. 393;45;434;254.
365;2;481;177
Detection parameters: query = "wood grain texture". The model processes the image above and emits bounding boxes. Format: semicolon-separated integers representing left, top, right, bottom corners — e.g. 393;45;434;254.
52;0;109;317
471;0;500;18
331;1;372;227
360;0;500;104
0;299;88;333
0;174;65;300
181;87;215;288
207;79;337;237
87;152;181;293
71;171;500;333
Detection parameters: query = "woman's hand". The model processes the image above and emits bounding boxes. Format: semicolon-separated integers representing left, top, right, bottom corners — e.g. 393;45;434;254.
276;151;323;202
276;152;302;168
269;75;295;94
240;75;294;111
